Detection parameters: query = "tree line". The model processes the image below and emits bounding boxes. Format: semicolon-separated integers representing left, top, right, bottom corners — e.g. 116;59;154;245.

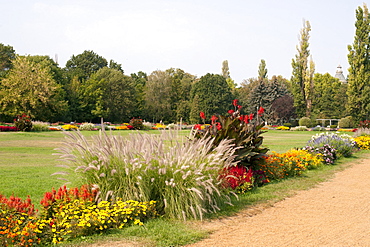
0;4;369;125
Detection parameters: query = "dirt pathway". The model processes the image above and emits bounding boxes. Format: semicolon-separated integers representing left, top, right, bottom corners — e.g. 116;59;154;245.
186;153;370;247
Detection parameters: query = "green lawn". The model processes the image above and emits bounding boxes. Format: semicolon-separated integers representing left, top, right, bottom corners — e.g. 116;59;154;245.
0;129;341;202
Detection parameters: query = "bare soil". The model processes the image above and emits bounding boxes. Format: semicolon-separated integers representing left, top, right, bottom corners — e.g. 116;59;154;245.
88;154;370;247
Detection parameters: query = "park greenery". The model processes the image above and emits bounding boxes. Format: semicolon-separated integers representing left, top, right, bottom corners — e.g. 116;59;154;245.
1;3;370;246
0;4;369;126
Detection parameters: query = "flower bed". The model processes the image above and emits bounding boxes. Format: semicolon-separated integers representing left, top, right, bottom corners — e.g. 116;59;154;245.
0;126;18;131
354;135;370;150
0;185;157;246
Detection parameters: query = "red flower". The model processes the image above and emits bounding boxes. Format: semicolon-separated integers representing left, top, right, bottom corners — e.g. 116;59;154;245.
258;106;264;116
249;113;254;121
194;124;202;130
216;122;222;130
211;115;218;124
244;115;249;124
232;99;239;107
237;105;242;110
239;115;244;122
228;109;235;115
199;112;206;119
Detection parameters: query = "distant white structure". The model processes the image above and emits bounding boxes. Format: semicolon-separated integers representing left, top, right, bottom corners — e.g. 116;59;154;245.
334;65;347;83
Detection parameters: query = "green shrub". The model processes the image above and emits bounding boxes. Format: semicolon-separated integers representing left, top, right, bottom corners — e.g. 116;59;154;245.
31;121;50;131
298;117;315;127
55;131;237;220
330;125;337;129
338;116;354;128
283;123;292;128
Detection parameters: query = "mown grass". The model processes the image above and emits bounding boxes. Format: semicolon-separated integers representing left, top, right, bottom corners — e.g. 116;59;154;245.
0;129;365;246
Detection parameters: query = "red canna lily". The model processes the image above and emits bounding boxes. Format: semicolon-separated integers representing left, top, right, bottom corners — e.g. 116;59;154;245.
228;109;235;115
211;115;218;124
199;112;206;119
258;106;265;116
249;113;254;121
232;99;238;107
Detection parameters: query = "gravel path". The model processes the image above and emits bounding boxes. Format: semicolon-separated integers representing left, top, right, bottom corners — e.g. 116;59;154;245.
186;153;370;247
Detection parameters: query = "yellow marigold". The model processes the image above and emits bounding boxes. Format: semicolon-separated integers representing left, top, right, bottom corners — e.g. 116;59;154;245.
354;136;370;150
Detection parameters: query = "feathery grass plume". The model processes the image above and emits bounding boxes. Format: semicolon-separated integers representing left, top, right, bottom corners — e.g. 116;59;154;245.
55;130;238;220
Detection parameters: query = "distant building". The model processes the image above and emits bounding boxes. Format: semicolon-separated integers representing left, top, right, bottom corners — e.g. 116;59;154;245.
334;65;347;83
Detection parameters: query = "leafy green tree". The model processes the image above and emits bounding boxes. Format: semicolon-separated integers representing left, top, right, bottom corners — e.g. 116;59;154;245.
131;71;148;119
82;67;136;122
291;20;315;118
26;55;67;85
313;73;348;119
0;56;67;121
190;73;233;119
189;94;201;124
347;4;370;121
238;78;259;113
0;43;16;78
65;50;108;81
144;70;173;123
109;59;123;73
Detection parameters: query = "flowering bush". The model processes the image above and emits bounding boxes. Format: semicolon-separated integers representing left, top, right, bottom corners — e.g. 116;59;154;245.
43;199;157;244
61;124;78;130
79;122;96;131
129;118;144;130
0;126;18;131
256;149;323;180
306;132;356;157
14;113;32;131
338;128;356;132
115;125;133;130
0;194;41;246
193;100;269;170
304;144;337;165
40;185;98;219
219;166;254;194
359;120;370;129
0;186;157;246
354;135;370;150
276;126;290;130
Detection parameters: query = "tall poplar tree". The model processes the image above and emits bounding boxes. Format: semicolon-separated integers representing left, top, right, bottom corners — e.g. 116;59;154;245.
290;20;315;118
347;4;370;121
258;59;268;82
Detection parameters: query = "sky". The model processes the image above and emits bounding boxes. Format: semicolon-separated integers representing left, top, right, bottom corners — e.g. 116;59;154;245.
0;0;367;85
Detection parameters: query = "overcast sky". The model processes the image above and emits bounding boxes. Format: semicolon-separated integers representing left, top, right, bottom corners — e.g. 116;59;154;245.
1;0;367;84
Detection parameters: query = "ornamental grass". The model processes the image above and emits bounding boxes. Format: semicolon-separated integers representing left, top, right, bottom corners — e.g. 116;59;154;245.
55;130;238;220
